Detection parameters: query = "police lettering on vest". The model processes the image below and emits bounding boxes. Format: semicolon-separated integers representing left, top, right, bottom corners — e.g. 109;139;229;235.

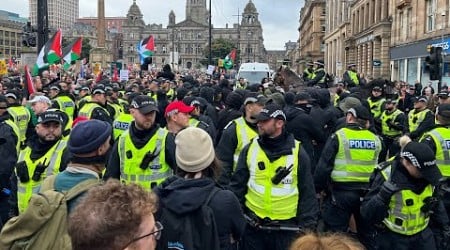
348;140;376;150
445;140;450;149
114;121;130;131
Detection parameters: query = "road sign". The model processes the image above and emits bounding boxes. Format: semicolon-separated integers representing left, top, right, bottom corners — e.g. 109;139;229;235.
373;59;382;67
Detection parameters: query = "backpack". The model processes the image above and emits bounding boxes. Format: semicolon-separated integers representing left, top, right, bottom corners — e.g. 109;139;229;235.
157;187;221;250
0;175;99;250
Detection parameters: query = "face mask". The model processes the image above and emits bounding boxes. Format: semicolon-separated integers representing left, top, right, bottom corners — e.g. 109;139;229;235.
297;103;312;113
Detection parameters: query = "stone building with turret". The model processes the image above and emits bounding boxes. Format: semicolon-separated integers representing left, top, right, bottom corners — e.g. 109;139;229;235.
122;0;266;71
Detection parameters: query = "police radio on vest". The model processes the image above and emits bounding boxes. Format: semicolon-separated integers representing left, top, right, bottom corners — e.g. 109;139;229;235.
349;140;376;149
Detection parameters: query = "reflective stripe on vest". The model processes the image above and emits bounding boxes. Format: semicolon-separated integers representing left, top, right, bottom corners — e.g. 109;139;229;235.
245;139;300;220
109;102;123;119
422;128;450;177
316;68;326;84
367;98;385;119
381;109;403;137
78;102;108;119
118;128;172;190
233;117;258;170
348;70;359;85
16;140;66;213
408;109;431;133
113;113;134;140
4;119;20;153
7;106;30;145
54;96;75;118
383;185;433;235
331;128;381;182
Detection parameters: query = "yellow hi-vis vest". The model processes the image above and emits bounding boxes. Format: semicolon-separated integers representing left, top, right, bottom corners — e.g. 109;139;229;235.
408;109;431;133
78;102;109;119
383;185;433;235
7;106;30;146
332;128;381;183
109;102;123;119
381;109;404;137
421;127;450;177
113;113;134;140
367;97;386;120
4;119;20;153
118;128;172;191
189;117;200;127
16;140;66;213
245;139;300;220
303;68;315;80
232;117;258;171
315;68;326;84
347;70;359;85
53;95;75;119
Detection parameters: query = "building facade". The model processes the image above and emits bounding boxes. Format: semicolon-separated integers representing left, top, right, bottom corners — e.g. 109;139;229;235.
29;0;79;30
390;0;450;88
297;0;326;73
76;17;127;33
121;0;266;71
0;11;27;61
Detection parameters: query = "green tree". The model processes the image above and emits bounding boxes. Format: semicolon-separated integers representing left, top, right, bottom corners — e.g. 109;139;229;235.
200;38;238;66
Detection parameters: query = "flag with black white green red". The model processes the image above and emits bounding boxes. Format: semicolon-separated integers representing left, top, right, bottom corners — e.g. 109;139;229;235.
137;35;155;64
223;48;237;69
32;29;63;76
62;37;82;70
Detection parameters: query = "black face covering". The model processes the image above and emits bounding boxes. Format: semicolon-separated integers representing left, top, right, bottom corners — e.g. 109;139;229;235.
297;103;312;114
71;154;107;165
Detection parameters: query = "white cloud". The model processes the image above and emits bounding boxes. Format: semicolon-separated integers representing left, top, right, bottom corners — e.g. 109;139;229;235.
1;0;304;50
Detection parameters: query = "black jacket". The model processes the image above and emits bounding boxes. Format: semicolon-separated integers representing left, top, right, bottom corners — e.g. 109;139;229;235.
105;123;176;180
154;176;246;250
229;131;319;229
215;108;242;145
0;114;18;195
407;108;435;140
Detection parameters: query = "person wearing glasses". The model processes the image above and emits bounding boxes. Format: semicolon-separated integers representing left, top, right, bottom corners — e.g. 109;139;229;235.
69;179;160;250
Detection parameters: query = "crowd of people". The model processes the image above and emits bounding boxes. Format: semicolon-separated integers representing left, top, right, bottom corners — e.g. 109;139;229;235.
0;62;448;250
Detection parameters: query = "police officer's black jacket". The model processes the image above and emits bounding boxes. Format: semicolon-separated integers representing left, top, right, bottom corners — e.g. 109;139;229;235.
81;101;113;125
314;123;385;193
216;117;257;185
215;108;242;145
191;114;216;142
361;156;449;228
229;130;319;228
0;113;18;195
105;122;176;180
407;108;435;140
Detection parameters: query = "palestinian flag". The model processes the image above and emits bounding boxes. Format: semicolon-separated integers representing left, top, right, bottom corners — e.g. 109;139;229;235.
32;29;63;76
137;35;154;64
223;48;236;69
24;65;36;98
62;37;82;70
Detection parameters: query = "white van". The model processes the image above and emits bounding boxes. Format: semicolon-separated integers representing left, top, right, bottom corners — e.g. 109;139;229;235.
237;62;271;85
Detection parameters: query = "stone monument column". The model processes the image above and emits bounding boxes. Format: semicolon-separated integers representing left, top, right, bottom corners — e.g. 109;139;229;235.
90;0;112;67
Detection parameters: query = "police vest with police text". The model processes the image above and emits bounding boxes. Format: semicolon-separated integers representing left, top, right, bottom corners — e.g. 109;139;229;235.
422;127;450;177
245;138;300;220
408;109;431;133
7;106;30;146
331;128;382;183
16;140;66;214
53;95;75;119
113;113;134;140
118;128;172;190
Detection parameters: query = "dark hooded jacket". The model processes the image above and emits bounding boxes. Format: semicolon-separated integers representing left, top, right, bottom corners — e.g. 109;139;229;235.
154;176;246;250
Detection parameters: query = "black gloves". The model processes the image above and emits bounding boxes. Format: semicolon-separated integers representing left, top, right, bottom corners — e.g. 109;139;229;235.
377;181;399;204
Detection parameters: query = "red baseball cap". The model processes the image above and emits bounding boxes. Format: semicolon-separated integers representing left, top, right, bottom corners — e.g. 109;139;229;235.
165;101;195;117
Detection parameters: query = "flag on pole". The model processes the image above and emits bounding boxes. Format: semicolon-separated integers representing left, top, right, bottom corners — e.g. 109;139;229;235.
223;48;237;69
24;65;36;98
62;37;82;70
32;29;63;76
137;35;155;64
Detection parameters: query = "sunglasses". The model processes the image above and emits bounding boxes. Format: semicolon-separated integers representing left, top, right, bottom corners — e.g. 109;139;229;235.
124;221;164;247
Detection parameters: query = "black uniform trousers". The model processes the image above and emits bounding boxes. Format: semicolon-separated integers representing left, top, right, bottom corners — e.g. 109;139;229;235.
378;136;400;163
240;224;299;250
376;227;436;250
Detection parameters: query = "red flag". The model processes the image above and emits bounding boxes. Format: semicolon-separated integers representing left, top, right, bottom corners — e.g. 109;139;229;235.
24;65;36;97
8;58;13;69
95;70;103;83
112;66;119;82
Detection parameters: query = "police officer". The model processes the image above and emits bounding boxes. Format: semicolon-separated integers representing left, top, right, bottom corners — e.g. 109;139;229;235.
9;110;70;216
183;97;216;141
361;138;449;250
307;60;327;88
5;90;30;148
216;92;267;185
76;85;91;110
229;104;319;250
77;84;113;124
314;105;382;245
343;63;360;88
367;86;386;132
105;95;175;190
111;93;137;141
302;62;315;82
105;84;123;120
379;96;406;162
407;96;434;140
49;83;76;119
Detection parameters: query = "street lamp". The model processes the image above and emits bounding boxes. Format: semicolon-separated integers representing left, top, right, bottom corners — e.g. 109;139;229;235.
247;30;252;62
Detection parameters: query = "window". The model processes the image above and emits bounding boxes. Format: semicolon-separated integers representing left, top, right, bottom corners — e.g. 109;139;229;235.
427;0;436;32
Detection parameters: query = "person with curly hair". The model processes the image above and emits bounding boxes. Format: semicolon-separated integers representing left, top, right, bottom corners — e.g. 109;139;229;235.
68;179;159;250
289;232;364;250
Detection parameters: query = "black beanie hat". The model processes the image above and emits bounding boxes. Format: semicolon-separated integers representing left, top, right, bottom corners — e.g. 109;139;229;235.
68;120;112;155
225;91;244;110
401;141;442;185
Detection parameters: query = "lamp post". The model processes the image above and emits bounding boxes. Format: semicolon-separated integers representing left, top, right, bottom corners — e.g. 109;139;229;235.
247;30;252;63
208;0;212;66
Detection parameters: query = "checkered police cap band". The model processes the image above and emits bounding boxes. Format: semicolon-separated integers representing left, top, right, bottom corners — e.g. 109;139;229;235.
400;151;421;168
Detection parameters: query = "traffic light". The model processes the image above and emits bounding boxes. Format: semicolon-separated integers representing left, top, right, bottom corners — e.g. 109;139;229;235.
426;47;442;81
22;22;37;47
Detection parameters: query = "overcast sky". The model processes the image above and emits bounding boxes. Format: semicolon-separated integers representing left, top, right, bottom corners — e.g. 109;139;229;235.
2;0;304;50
